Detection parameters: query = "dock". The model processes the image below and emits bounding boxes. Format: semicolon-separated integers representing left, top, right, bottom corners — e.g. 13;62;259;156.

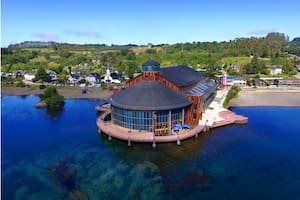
95;87;248;146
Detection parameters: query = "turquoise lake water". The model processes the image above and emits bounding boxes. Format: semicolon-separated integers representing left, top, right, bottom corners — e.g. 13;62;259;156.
2;95;300;200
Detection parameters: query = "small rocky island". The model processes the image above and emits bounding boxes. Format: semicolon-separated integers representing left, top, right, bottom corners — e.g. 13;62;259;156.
36;87;65;110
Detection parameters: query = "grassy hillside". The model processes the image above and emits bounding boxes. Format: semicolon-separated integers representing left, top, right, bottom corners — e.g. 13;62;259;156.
2;33;299;79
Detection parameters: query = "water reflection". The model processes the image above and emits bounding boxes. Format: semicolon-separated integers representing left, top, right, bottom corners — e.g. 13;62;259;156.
46;106;65;119
98;130;209;170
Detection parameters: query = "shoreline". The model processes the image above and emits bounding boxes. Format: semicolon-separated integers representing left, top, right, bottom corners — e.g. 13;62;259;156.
2;85;300;107
228;88;300;107
1;85;113;100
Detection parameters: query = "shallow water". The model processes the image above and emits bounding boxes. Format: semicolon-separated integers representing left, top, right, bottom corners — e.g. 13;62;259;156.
2;96;300;200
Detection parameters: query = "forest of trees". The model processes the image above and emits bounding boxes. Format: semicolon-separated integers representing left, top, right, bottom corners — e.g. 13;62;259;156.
1;32;300;80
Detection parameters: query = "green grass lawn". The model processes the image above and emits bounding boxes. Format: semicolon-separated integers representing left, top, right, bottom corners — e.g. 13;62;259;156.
24;47;54;53
29;56;48;63
221;57;252;65
221;56;271;65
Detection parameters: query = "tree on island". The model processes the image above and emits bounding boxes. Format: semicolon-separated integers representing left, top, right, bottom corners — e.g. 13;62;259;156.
41;87;65;110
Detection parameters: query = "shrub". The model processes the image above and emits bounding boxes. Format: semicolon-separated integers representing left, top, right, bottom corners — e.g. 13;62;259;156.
28;85;38;91
42;87;58;100
16;80;26;87
39;84;46;89
223;85;241;107
44;94;65;109
41;86;65;109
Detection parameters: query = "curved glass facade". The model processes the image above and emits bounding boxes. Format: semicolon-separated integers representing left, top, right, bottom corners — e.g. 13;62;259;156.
112;106;186;133
112;107;153;131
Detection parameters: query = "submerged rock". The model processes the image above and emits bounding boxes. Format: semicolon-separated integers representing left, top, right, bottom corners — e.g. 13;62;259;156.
15;186;28;200
47;160;77;191
70;190;89;200
166;170;213;198
47;160;89;200
35;100;46;108
127;161;163;200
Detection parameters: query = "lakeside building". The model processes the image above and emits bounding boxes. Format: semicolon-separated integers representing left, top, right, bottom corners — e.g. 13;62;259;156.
226;76;246;86
24;73;35;81
267;65;283;75
108;60;217;135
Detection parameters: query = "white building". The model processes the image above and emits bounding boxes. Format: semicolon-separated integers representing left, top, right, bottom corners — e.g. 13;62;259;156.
24;73;35;81
68;74;82;84
226;76;246;86
101;67;121;83
267;65;282;75
85;72;100;85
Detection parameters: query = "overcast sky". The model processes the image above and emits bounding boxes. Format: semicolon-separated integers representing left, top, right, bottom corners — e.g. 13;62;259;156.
2;0;299;47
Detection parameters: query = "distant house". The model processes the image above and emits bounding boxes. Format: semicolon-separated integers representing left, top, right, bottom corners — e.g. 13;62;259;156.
75;69;82;75
267;65;282;75
260;77;283;85
278;79;300;87
46;70;57;81
11;70;23;79
85;72;100;84
68;74;82;85
228;64;242;72
296;65;300;72
1;72;7;78
24;73;35;81
226;76;246;86
111;72;123;82
253;78;268;87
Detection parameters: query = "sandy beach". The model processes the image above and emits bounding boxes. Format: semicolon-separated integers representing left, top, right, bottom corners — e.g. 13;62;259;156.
1;85;113;100
229;88;300;107
2;85;300;106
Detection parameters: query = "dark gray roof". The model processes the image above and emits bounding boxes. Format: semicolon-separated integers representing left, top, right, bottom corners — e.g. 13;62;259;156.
109;81;191;110
160;65;203;87
142;59;160;67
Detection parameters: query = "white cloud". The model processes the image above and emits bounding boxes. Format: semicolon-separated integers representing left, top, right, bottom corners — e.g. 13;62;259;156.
33;32;59;41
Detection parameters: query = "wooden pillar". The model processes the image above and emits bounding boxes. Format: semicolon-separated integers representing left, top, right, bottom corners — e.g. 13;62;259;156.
177;135;181;145
128;135;131;147
152;111;155;134
108;131;112;141
168;110;172;134
182;108;185;124
111;107;114;123
152;133;156;148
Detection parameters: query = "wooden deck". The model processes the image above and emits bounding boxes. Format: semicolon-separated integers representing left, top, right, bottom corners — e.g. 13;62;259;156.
95;106;247;145
96;107;205;144
212;110;248;128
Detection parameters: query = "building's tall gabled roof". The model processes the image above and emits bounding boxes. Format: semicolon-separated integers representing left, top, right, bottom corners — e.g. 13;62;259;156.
142;59;160;72
142;59;160;67
109;81;191;111
160;65;203;87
